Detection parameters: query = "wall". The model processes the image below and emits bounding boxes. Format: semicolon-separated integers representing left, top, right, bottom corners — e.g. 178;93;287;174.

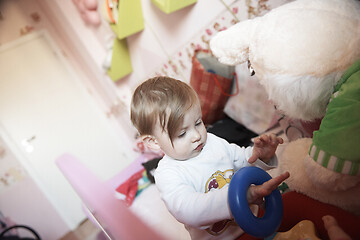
43;0;289;128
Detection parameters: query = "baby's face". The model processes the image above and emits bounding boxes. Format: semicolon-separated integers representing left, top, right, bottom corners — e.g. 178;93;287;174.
153;102;207;160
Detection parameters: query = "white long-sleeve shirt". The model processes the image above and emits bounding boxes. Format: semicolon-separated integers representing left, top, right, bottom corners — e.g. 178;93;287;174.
154;133;277;240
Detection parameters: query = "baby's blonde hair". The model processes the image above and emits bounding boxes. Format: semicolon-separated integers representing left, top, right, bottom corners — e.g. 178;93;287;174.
131;76;199;144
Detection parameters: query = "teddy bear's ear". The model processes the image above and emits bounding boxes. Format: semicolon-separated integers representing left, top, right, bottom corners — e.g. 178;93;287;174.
210;19;256;65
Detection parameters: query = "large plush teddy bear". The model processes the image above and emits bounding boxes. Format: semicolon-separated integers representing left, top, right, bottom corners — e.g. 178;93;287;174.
210;0;360;217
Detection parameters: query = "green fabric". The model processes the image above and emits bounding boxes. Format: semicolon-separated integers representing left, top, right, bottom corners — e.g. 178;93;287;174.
311;58;360;175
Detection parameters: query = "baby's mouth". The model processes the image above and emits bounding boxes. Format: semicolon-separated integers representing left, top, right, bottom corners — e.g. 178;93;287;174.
195;143;204;151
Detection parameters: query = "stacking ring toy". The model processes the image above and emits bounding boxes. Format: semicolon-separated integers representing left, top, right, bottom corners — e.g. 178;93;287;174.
228;166;283;238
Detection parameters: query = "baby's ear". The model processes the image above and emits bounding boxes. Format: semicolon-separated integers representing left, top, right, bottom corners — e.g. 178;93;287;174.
141;135;161;151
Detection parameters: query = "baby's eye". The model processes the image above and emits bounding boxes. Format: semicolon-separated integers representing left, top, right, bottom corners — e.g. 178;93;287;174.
178;131;186;138
195;119;203;126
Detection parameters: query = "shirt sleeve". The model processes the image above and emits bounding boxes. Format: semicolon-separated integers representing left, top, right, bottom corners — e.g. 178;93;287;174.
155;164;232;229
252;155;278;170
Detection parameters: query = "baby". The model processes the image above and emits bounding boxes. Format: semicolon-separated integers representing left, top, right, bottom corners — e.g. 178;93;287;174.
131;76;289;240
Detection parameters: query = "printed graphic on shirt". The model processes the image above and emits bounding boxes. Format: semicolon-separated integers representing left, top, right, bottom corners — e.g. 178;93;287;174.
205;169;237;235
205;169;234;193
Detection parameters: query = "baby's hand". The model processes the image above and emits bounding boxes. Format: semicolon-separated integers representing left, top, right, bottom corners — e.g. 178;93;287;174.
323;215;352;240
248;134;284;164
247;171;290;205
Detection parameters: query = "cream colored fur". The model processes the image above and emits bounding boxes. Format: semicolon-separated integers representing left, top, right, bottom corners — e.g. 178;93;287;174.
210;0;360;214
211;0;360;121
280;139;360;215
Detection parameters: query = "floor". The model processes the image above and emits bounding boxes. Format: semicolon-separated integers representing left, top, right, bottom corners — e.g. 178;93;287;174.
60;219;104;240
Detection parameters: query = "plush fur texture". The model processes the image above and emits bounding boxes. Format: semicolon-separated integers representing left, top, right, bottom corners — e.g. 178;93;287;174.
210;0;360;214
211;0;360;121
281;139;360;216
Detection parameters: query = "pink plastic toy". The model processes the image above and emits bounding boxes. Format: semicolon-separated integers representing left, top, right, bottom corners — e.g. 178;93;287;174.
56;153;165;240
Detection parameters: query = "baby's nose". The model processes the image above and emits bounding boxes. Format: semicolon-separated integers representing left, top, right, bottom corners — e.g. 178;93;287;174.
192;130;201;142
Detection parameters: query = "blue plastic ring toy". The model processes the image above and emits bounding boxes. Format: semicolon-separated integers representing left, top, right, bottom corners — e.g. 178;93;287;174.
228;166;283;238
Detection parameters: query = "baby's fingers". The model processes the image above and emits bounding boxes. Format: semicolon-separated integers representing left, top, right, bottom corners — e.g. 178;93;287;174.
247;172;290;204
254;134;268;147
323;215;351;240
248;154;258;164
259;134;269;143
254;134;283;148
262;172;290;193
269;133;283;145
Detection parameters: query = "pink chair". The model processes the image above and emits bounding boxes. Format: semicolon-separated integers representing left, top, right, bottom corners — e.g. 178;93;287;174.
56;153;165;240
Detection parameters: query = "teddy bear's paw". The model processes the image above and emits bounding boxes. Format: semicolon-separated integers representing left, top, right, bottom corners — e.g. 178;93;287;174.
280;138;360;214
304;155;360;191
278;138;312;190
